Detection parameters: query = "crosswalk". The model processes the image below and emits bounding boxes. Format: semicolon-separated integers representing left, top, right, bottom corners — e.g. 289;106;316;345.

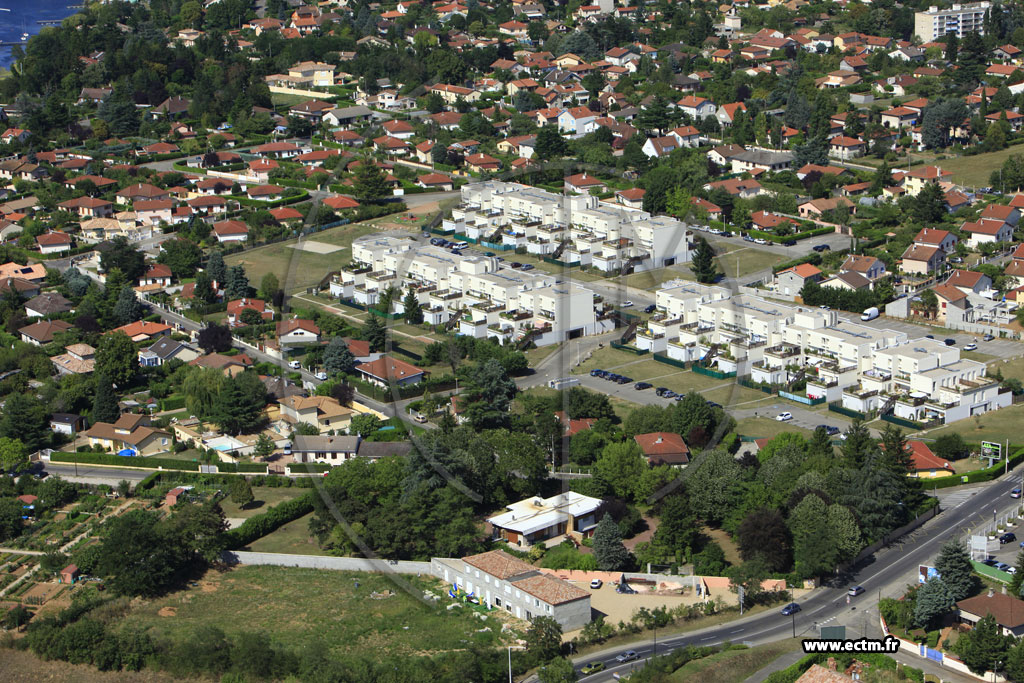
934;488;979;509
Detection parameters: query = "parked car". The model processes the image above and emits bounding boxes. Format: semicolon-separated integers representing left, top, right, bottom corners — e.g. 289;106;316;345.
944;338;956;346
984;334;995;341
775;412;793;422
288;360;301;369
590;579;603;589
521;264;534;271
581;662;605;675
621;301;634;307
412;413;427;424
997;562;1012;572
484;252;495;257
983;558;999;566
634;382;653;390
662;390;676;399
781;602;802;615
590;369;604;377
706;401;723;409
644;304;657;314
654;387;668;396
743;234;755;242
1001;532;1017;544
510;262;523;269
616;376;631;384
817;425;840;436
616;651;639;663
315;371;328;381
812;244;831;252
964;343;978;351
925;335;934;339
782;240;797;247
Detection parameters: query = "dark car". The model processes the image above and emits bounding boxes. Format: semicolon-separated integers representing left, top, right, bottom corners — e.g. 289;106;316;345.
706;401;723;409
484;252;495;257
510;262;523;269
607;373;620;381
635;382;653;390
983;558;999;566
616;583;637;594
1001;532;1017;545
817;425;840;436
654;387;668;396
430;238;444;246
944;338;956;346
590;369;603;377
812;244;831;252
925;335;934;339
782;239;797;246
644;304;656;314
616;376;631;384
781;602;802;615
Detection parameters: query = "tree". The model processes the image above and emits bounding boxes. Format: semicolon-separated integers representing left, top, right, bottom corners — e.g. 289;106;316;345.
349;413;382;437
921;98;969;149
229;478;254;508
525;616;563;662
95;331;136;387
2;604;30;631
727;557;770;607
0;498;23;541
92;375;121;423
403;287;423;324
788;493;839;578
592;514;631;571
0;393;49;452
206;250;227;286
0;437;28;473
213;371;267;435
224;265;250;300
462;358;518;428
955;614;1011;675
254;434;275;460
239;308;263;327
594;441;645;501
353;160;391;200
737;508;792;572
323;337;356;376
879;423;912;477
113;286;144;325
100;236;145;282
363;313;386;353
914;578;956;628
693;541;728;575
258;273;280;302
538;657;577;683
197;323;233;353
909;182;947;224
934;539;977;601
933;433;969;461
193;272;217;305
690;237;718;284
534;126;568;160
840;419;874;468
95;509;184;597
157;238;202;278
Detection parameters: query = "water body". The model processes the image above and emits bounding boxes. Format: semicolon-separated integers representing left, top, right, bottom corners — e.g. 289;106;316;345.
0;0;81;68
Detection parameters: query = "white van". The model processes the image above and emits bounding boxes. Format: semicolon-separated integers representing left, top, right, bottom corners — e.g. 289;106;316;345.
452;241;469;250
861;307;879;321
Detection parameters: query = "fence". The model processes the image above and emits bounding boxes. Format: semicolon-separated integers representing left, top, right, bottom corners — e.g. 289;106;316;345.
652;352;688;370
692;365;736;379
881;414;925;430
222;550;431;574
971;560;1012;584
828;402;866;420
610;341;648;355
778;390;825;406
738;378;774;394
541;256;581;267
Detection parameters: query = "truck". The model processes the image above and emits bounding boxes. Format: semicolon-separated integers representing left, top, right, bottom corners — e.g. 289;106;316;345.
861;307;879;321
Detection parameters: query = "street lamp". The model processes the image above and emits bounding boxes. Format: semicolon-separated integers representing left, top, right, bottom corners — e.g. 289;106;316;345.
508;645;526;683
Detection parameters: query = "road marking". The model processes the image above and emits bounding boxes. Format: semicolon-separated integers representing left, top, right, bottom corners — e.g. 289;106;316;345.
730;628;744;634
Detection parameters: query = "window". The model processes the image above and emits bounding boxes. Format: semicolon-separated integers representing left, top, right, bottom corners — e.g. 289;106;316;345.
495;597;501;607
526;611;532;620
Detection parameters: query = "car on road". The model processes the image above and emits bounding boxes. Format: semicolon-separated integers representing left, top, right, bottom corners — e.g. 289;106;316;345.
1001;532;1018;544
634;382;653;390
812;244;831;252
315;371;328;381
1011;488;1021;499
288;360;301;369
590;579;603;589
817;425;840;436
742;234;755;242
781;602;802;615
590;369;604;377
848;586;865;597
521;264;534;271
782;240;797;247
622;301;634;307
944;338;956;346
984;333;995;341
775;412;793;422
607;373;620;382
754;237;769;245
580;662;605;675
964;343;978;351
644;304;657;314
615;651;639;663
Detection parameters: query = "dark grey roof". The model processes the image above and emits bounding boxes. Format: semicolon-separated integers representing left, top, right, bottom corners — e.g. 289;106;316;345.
357;441;413;459
292;435;360;453
143;337;192;360
24;292;73;316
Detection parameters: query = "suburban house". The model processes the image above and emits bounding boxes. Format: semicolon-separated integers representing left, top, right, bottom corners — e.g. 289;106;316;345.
276;318;321;347
914;228;958;253
961;218;1014;247
138;337;200;367
290;434;412;465
946;269;993;296
24;292;73;318
903;440;954;478
19;319;73;346
900;243;946;276
957;590;1024;637
356;356;425;388
226;298;274;325
431;550;591;630
278;395;354;434
213;220;250;243
774;263;822;298
110;321;172;343
83;413;171;456
51;343;96;376
50;413;87;436
487;492;603;548
634;432;690;466
37;232;72;254
839;255;887;283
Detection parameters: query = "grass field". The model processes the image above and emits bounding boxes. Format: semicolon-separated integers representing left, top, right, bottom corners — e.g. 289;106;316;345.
666;640;804;682
218;487;306;520
914;402;1024;444
225;223;380;292
244;511;328;555
117;565;505;658
933;146;1024;187
734;417;813;440
714;246;782;281
702;526;742;566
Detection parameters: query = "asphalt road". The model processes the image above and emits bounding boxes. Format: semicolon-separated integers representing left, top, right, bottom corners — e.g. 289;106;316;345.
835;311;1024;361
568;470;1024;682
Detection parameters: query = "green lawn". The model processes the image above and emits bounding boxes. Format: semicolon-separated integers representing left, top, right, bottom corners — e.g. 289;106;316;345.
714;246;783;281
225;222;380;293
244;512;329;555
218;487;306;519
117;565;505;659
734;417;813;440
915;402;1024;444
933;146;1024;187
666;640;804;682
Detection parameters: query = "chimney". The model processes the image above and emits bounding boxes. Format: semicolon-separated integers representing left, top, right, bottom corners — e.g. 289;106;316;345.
989;588;996;598
827;658;837;672
1004;585;1008;595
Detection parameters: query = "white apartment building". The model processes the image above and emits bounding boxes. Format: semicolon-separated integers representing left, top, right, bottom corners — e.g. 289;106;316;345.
330;234;611;346
445;181;693;274
637;283;1011;425
914;3;990;41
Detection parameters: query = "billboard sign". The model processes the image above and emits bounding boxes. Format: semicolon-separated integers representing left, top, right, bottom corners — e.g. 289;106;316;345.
919;565;940;583
982;441;1002;460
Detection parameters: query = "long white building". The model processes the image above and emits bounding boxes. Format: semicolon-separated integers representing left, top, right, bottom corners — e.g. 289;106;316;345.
445;181;693;273
637;282;1010;425
914;3;990;41
330;234;612;346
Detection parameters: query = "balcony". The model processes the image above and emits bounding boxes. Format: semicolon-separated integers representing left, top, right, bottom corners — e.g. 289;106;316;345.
637;329;665;341
765;344;801;359
843;385;878;399
862;368;892;381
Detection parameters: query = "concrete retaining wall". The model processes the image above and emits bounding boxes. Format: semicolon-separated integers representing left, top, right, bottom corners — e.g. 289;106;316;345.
268;85;338;100
222;550;431;574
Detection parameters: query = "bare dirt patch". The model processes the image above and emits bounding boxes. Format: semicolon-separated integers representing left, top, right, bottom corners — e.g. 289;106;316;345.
22;582;63;604
157;606;176;617
287;240;343;254
0;648;179;683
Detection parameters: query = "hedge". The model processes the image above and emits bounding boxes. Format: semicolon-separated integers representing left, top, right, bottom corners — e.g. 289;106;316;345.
927;446;1024;489
745;225;835;244
289;462;333;473
49;452;199;471
222;491;315;549
159;395;186;412
229;189;309;208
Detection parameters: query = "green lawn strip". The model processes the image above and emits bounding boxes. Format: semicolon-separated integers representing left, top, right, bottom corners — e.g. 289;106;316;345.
116;565;504;658
665;640;804;682
244;512;329;555
217;487;306;520
735;417;813;440
913;402;1024;445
